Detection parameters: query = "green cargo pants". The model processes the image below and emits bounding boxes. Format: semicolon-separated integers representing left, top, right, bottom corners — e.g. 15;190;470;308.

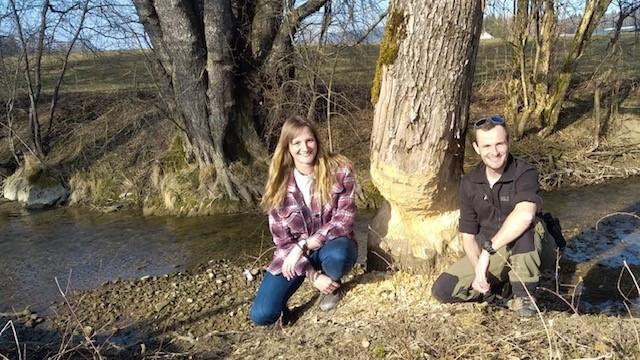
431;219;557;302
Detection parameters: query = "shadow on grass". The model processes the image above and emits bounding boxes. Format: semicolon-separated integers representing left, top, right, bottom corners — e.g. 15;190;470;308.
555;77;637;133
0;293;241;359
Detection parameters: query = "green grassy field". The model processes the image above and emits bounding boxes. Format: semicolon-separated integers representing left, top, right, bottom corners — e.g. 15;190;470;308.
474;33;640;83
4;33;639;104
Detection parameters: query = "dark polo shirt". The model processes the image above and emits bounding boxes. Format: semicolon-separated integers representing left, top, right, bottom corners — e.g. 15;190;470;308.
459;155;542;251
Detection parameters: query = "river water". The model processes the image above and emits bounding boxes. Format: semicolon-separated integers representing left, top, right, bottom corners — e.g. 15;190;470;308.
1;177;639;314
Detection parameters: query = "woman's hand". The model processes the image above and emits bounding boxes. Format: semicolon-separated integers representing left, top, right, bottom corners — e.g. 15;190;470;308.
281;246;304;280
312;273;340;294
306;235;322;250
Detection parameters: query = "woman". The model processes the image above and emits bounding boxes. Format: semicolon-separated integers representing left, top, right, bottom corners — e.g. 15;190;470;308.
250;115;357;326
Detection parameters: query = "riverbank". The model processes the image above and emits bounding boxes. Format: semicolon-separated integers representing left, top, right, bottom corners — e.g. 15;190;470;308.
2;258;639;359
2;81;640;215
2;192;639;359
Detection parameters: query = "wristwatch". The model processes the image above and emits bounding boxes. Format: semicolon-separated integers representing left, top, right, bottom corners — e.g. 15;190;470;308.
482;240;496;255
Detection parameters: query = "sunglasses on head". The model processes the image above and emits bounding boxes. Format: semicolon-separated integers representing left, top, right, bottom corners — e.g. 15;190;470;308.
474;115;505;129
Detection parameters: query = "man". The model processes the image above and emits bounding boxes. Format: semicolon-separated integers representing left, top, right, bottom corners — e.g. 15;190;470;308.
431;115;548;317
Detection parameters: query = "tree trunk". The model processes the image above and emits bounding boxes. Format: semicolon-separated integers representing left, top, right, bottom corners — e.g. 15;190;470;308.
509;0;556;138
507;0;609;138
539;0;610;137
133;0;328;204
592;81;602;149
368;1;483;271
507;0;530;137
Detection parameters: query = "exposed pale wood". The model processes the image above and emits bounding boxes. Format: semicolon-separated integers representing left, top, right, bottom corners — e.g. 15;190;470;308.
368;0;483;271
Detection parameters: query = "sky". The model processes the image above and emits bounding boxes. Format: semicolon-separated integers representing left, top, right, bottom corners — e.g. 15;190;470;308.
0;0;633;52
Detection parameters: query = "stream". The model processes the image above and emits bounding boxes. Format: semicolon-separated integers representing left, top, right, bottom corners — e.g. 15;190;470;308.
1;176;639;314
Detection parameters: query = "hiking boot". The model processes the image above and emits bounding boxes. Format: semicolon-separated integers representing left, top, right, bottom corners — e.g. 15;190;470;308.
318;290;343;311
509;296;538;318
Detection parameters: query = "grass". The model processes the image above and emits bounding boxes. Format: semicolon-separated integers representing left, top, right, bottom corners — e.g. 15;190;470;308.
3;33;638;102
1;50;154;97
474;33;640;83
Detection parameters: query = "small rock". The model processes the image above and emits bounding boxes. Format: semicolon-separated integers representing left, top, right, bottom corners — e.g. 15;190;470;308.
186;298;194;303
243;269;254;282
361;339;370;348
140;275;151;281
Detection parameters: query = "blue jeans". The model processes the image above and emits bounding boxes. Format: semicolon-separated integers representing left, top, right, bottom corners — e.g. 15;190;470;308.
250;236;357;325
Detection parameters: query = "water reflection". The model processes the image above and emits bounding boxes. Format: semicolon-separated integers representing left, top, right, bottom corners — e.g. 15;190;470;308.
0;204;268;313
541;176;640;312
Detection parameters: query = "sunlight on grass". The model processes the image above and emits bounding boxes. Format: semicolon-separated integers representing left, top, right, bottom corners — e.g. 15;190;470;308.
8;33;639;98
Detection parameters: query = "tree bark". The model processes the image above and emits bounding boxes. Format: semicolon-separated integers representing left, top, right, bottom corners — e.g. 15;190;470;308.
506;0;609;138
509;0;556;138
133;0;329;204
368;1;483;271
539;0;610;137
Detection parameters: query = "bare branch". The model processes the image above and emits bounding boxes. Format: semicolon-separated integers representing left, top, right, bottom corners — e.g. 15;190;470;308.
46;0;90;139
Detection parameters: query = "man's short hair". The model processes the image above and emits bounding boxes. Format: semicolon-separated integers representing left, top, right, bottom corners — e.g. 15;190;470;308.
472;115;510;142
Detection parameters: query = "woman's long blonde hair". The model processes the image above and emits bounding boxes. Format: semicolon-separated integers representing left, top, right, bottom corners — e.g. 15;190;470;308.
261;115;351;212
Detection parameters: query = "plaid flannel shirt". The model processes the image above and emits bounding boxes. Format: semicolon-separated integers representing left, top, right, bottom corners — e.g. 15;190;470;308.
266;165;356;277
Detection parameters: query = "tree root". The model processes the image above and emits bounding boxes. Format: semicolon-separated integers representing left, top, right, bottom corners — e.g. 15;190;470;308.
210;162;263;207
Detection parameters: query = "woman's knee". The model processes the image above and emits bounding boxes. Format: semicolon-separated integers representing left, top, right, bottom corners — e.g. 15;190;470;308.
250;303;281;326
325;237;357;262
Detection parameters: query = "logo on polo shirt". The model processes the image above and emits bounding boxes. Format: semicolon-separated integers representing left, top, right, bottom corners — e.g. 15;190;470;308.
500;195;510;202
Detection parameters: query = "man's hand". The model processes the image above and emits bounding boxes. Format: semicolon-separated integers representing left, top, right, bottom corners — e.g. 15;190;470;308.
281;246;304;280
472;251;491;294
312;273;340;294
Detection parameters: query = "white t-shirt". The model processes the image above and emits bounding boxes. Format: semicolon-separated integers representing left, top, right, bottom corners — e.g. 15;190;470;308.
293;168;314;207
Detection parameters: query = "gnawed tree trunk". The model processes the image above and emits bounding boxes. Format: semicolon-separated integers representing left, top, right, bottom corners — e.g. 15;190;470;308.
133;0;328;204
368;1;483;271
